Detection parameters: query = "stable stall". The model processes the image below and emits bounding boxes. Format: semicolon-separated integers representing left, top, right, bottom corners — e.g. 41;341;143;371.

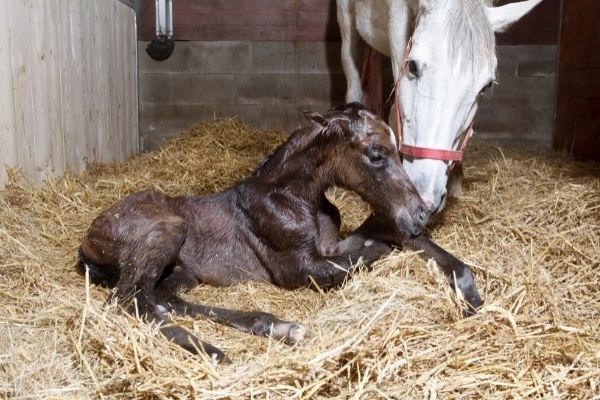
1;0;599;398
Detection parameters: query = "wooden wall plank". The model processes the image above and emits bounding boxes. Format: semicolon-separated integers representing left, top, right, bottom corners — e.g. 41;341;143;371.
103;0;112;160
56;0;76;173
45;0;66;177
113;0;125;163
92;0;106;163
121;1;139;158
57;0;85;173
128;3;139;156
554;0;600;158
81;1;95;165
0;3;18;187
137;0;557;44
29;0;66;179
137;0;340;41
7;0;37;183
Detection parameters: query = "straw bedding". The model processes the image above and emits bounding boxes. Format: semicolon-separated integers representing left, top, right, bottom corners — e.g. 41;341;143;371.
0;118;598;399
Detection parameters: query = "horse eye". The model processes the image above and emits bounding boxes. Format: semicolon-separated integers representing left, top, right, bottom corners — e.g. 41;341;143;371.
480;81;494;95
407;60;419;77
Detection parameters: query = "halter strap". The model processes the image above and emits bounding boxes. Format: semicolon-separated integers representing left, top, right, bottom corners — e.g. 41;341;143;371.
393;38;475;165
400;126;473;162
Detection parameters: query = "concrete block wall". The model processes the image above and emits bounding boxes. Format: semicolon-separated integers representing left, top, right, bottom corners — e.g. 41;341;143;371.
474;45;557;150
139;41;557;152
139;41;346;151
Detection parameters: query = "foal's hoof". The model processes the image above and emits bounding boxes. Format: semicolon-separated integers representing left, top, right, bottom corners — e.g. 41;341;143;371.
462;297;484;318
202;342;231;365
287;323;308;345
271;322;307;345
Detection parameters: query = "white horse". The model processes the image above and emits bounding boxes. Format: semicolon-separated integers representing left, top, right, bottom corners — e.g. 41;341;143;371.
337;0;544;212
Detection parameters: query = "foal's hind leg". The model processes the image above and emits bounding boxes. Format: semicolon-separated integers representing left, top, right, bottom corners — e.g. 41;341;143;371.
156;294;307;345
109;212;227;361
157;313;227;362
110;213;188;313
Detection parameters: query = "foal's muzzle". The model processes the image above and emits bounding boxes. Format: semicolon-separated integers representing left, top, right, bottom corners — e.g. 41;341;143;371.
395;205;429;237
415;204;430;229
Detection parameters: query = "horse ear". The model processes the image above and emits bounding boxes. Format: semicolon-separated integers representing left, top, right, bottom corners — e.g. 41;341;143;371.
303;111;328;126
485;0;544;33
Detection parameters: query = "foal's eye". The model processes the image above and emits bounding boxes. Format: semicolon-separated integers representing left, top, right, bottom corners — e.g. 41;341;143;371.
366;145;387;167
368;153;386;167
407;60;419;78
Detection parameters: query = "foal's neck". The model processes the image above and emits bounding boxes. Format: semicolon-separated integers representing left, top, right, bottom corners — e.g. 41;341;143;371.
274;148;336;201
256;131;340;203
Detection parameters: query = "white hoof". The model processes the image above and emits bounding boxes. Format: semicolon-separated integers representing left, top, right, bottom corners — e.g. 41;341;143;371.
271;321;307;345
287;323;307;345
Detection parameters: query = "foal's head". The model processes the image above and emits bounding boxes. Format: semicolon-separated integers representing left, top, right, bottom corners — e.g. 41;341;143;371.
307;103;429;236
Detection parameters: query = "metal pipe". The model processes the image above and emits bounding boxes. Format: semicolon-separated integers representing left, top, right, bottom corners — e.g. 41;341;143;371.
155;0;173;38
147;0;174;61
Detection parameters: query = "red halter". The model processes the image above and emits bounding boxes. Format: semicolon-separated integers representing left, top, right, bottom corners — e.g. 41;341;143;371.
392;39;474;165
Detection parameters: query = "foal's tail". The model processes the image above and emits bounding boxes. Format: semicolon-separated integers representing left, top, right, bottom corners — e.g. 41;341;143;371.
77;248;120;288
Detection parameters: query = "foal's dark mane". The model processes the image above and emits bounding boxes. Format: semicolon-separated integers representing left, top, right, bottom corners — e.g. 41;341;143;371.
252;123;324;177
253;103;367;178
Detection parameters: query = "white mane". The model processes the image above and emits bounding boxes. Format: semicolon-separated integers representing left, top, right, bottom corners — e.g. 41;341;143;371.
445;0;496;69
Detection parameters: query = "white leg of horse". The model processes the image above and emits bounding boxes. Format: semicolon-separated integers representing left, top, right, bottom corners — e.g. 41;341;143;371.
447;163;464;198
337;0;364;103
387;1;412;136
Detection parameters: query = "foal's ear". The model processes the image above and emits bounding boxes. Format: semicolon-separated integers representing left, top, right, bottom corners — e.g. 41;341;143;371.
357;109;374;120
303;110;328;126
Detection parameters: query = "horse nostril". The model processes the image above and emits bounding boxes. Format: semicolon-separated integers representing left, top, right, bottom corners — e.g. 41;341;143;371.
440;192;447;204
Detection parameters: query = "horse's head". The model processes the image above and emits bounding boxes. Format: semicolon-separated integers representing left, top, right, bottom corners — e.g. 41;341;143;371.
398;0;543;212
305;103;429;237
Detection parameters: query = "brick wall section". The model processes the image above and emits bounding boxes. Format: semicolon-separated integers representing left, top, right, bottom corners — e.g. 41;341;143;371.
139;41;346;150
474;45;557;150
139;41;557;152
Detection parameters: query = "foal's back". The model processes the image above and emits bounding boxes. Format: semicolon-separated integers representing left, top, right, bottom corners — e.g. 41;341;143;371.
80;187;274;288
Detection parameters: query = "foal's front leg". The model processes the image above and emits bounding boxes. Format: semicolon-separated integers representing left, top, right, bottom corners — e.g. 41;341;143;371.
404;233;483;315
340;213;483;314
316;196;342;256
301;240;393;290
